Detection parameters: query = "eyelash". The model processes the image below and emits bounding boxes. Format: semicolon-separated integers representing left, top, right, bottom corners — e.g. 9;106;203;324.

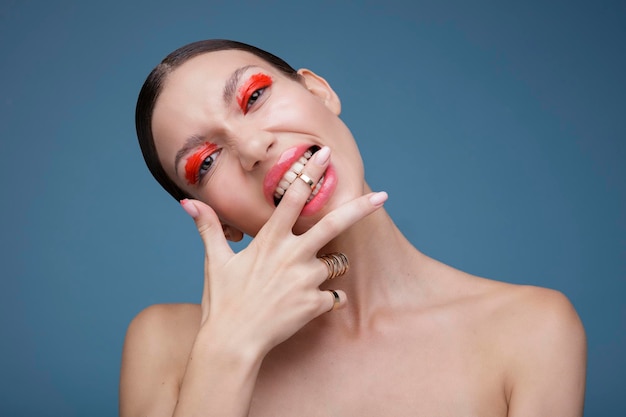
238;73;273;114
184;144;220;185
245;87;266;112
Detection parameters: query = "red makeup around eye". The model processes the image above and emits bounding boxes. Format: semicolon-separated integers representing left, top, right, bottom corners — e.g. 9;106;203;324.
184;142;219;185
237;73;273;113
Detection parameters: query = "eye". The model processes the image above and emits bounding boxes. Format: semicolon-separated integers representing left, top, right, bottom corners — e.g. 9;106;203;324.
184;143;220;185
198;151;220;180
245;87;266;111
237;73;273;114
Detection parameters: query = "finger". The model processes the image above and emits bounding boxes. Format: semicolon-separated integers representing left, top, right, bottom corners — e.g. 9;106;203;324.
266;146;331;232
303;191;388;252
180;199;233;261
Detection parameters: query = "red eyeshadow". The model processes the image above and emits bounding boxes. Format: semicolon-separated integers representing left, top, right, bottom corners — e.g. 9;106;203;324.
184;142;218;185
237;73;273;113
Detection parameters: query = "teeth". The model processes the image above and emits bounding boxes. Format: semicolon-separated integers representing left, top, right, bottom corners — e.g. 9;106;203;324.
277;180;289;191
291;162;304;173
306;175;325;203
284;170;297;183
273;147;322;205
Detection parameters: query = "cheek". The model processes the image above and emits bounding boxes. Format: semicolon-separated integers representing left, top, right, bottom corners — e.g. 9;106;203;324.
198;172;272;237
269;92;329;129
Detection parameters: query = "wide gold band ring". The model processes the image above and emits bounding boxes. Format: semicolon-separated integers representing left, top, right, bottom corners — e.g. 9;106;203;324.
297;173;316;189
319;252;350;280
327;289;341;311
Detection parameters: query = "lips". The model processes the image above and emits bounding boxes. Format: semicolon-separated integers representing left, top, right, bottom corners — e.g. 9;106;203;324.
262;144;337;215
272;145;319;205
263;144;313;205
300;163;336;216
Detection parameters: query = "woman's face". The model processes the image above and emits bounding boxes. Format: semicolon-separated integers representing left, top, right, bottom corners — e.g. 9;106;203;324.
152;49;365;237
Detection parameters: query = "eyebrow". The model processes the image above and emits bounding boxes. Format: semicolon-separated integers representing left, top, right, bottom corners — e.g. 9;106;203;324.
173;65;257;175
223;64;255;106
174;134;206;175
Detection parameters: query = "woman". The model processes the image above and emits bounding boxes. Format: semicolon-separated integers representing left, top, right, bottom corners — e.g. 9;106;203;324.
121;40;586;416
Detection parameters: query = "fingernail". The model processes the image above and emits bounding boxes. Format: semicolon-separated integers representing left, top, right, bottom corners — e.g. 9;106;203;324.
369;191;388;207
315;146;331;165
180;199;199;218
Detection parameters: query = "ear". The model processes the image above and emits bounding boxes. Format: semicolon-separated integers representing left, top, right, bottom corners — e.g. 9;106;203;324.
221;222;244;242
297;68;341;115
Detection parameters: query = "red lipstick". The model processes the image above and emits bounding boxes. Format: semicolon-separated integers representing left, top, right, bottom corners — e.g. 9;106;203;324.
263;144;312;205
262;145;338;216
300;164;337;217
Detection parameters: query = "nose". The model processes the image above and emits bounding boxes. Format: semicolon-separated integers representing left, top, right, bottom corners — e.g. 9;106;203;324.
234;127;276;171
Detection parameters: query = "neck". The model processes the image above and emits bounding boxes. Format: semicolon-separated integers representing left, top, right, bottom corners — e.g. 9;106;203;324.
317;199;434;330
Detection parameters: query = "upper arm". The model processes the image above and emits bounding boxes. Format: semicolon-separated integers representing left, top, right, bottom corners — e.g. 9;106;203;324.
119;304;198;417
506;289;587;417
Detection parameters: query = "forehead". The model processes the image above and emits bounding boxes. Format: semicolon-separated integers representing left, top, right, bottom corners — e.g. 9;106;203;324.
164;49;276;93
155;49;278;117
154;49;282;119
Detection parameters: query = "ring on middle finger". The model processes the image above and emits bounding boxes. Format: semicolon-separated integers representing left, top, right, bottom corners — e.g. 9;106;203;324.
297;172;316;189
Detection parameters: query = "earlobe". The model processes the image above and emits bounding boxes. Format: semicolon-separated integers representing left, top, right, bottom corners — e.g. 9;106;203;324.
297;68;341;115
221;223;244;242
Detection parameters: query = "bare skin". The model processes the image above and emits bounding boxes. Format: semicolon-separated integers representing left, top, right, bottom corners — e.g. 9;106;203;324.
120;49;586;416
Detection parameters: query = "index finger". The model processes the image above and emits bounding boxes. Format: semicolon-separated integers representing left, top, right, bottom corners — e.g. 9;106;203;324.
263;146;331;235
302;191;388;252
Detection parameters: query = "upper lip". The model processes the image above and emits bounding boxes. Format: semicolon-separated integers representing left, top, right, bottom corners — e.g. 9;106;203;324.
263;144;316;206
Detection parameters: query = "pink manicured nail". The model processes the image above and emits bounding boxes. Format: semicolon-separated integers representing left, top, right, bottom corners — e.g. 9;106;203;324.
369;191;388;206
180;199;199;218
315;146;331;165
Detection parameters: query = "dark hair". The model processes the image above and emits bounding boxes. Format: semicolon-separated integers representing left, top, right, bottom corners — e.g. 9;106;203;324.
135;39;301;201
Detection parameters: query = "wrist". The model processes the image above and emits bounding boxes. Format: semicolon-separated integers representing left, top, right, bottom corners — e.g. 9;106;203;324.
194;320;267;370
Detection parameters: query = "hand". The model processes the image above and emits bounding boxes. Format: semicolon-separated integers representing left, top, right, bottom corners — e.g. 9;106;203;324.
180;147;387;356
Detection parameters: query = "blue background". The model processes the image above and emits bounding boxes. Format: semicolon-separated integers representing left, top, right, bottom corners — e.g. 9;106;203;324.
1;1;624;415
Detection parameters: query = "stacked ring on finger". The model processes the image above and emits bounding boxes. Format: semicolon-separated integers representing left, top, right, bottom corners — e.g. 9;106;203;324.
297;172;316;189
318;252;350;280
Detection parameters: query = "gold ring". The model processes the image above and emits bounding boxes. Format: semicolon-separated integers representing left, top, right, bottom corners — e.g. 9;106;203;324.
327;289;340;311
297;173;315;189
319;252;350;280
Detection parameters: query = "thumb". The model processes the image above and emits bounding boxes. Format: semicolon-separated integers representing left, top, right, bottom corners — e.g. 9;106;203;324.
180;199;232;261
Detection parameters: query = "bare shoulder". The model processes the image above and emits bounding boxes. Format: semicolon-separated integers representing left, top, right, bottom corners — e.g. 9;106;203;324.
475;282;587;415
441;264;583;333
125;303;201;344
464;278;586;352
120;303;201;417
488;283;585;345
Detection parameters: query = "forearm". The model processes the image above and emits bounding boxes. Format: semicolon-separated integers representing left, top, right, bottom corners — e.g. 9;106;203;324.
173;325;265;417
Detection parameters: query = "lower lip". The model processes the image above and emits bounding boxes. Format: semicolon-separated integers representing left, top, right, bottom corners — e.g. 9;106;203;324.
300;164;337;216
